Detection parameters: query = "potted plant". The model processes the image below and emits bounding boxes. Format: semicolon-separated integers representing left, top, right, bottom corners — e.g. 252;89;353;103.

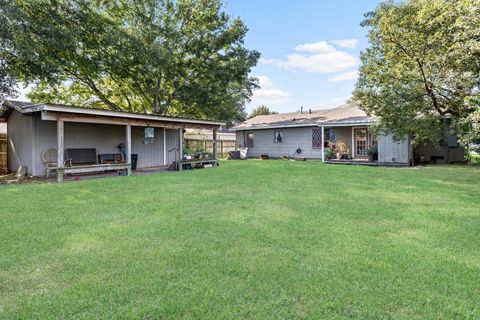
367;146;378;162
324;148;333;160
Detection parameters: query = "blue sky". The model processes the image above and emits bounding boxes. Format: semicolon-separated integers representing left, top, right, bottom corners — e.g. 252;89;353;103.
224;0;381;113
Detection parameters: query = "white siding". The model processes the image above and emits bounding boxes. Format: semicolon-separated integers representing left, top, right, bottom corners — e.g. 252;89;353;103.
236;127;323;159
131;126;164;168
333;127;353;158
165;129;179;165
378;133;410;164
7;110;34;175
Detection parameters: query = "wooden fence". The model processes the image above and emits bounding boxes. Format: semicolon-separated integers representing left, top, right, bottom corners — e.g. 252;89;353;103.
0;133;7;174
184;138;236;158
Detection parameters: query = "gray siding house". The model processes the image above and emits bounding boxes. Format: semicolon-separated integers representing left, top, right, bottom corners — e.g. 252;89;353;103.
1;100;224;180
232;106;464;165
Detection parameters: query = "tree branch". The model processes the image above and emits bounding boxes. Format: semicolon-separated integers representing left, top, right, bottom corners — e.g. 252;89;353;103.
385;28;459;117
63;68;121;111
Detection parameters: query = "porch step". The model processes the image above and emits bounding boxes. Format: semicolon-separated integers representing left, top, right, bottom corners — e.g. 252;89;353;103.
325;160;408;167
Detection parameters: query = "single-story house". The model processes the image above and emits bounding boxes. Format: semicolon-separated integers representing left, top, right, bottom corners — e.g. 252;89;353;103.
232;105;465;165
0;100;224;181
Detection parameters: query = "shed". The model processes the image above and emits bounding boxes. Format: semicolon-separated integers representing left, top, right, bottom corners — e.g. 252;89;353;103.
0;100;225;181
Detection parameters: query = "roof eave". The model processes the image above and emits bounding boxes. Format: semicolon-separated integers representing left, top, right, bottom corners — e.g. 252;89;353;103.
231;120;376;130
230;123;318;131
4;101;225;126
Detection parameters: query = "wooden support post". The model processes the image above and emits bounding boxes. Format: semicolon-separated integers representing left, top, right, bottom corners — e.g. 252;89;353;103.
321;126;325;163
178;128;183;170
126;124;131;175
220;140;224;158
212;129;217;159
163;127;167;165
56;119;64;182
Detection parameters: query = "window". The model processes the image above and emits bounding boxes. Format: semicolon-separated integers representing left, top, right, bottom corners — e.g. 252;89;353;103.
274;131;284;143
325;128;335;147
312;128;322;148
312;128;335;148
245;132;254;148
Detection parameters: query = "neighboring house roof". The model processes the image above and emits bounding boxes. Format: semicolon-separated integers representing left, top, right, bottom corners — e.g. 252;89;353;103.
1;100;225;127
232;105;376;130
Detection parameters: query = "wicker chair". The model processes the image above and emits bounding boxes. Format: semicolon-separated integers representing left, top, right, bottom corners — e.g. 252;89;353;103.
41;148;58;178
335;141;350;159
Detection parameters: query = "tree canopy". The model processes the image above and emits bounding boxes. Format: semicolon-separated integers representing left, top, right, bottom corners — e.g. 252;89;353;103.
0;0;260;125
0;61;17;104
248;105;278;119
353;0;480;145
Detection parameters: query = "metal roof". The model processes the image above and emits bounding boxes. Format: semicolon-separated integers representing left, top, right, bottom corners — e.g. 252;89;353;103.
2;100;225;127
231;105;376;130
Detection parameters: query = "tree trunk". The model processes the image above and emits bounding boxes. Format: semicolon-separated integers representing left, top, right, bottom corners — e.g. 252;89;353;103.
153;78;160;113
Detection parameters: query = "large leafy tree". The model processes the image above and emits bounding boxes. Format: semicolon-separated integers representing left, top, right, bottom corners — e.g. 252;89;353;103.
0;0;259;125
248;105;278;119
0;61;17;104
353;0;480;145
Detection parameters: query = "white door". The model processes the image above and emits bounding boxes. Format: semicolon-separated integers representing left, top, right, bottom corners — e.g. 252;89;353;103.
354;128;368;158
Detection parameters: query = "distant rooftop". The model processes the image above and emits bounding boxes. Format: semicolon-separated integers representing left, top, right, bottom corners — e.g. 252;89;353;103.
232;105;375;130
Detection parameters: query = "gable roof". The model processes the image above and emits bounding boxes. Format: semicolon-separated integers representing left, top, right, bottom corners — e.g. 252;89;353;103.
1;100;225;127
232;105;375;130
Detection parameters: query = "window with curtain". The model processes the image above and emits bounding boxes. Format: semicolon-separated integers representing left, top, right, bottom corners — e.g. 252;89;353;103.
325;128;335;147
245;132;254;148
274;131;284;143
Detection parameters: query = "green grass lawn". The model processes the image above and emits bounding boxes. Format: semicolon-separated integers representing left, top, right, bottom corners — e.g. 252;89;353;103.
1;161;479;319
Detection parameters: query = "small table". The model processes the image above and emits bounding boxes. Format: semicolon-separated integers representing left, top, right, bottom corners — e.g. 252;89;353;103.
176;159;218;171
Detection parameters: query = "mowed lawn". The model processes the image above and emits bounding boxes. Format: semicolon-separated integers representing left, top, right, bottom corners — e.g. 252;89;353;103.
1;161;479;319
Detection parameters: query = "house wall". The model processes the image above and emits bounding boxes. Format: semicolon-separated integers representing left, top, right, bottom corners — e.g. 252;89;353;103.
332;126;353;158
131;126;165;168
236;125;413;164
7;110;34;174
378;133;410;164
165;129;179;165
414;142;465;163
235;127;323;159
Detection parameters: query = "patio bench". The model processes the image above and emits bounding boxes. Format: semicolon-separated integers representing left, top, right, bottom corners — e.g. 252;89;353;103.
57;163;131;182
57;148;131;182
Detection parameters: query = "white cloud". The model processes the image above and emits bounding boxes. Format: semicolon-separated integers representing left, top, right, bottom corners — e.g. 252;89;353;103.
264;40;358;74
332;39;358;49
328;71;359;82
259;57;280;64
251;76;291;106
295;41;335;53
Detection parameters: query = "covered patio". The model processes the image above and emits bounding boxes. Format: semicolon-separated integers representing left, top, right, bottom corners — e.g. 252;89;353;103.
317;124;377;163
2;101;224;182
318;124;411;166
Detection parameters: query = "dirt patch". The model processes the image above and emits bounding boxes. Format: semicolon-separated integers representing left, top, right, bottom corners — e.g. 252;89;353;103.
0;174;49;185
